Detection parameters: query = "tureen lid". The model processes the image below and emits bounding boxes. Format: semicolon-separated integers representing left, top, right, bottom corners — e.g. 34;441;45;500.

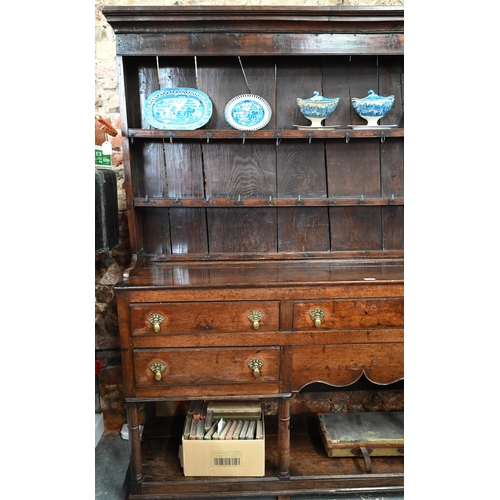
299;91;337;103
357;89;394;100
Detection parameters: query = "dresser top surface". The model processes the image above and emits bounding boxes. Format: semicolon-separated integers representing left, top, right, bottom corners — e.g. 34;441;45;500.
115;259;403;290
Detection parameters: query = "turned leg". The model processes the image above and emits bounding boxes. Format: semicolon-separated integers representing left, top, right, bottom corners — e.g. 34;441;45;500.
127;402;143;483
277;397;291;479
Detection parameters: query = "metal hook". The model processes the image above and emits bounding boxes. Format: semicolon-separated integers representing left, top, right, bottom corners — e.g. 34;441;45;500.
170;135;173;144
206;195;210;204
380;132;385;143
268;194;273;205
175;196;180;204
242;133;246;145
390;194;395;204
345;132;350;143
308;134;312;144
206;134;210;144
359;194;365;204
145;195;149;203
276;134;281;146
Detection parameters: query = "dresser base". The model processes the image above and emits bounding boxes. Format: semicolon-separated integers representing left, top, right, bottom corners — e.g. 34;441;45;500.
127;414;403;499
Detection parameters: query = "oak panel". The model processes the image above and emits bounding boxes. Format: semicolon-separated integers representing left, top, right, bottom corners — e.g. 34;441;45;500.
133;347;280;387
130;300;280;334
291;343;403;390
293;297;404;330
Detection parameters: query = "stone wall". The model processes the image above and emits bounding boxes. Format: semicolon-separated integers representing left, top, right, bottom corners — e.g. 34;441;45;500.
95;0;404;433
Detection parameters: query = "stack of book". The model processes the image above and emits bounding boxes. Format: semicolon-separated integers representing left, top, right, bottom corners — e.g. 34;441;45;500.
183;400;263;441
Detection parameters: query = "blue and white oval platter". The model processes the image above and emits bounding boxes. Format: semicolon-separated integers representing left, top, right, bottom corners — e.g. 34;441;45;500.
144;88;213;130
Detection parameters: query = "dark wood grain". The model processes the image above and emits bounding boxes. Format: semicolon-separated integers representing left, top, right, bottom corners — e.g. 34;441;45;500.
382;205;404;250
168;207;208;255
115;33;404;57
116;260;404;289
292;298;404;330
140;207;171;256
291;343;404;390
133;414;403;496
129;300;280;334
207;207;278;253
378;55;404;127
129;128;404;139
134;196;404;208
327;139;381;197
329;206;383;251
105;6;404;498
275;57;331;253
117;57;143;254
278;207;331;252
323;55;351;127
136;59;165;198
381;137;404;197
133;347;280;387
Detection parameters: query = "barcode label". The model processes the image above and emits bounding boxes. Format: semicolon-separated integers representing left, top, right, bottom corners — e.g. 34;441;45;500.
211;451;242;467
213;457;241;466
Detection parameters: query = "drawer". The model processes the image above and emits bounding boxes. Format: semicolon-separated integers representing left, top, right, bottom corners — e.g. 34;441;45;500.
293;298;403;330
291;344;403;391
130;301;279;335
133;347;280;388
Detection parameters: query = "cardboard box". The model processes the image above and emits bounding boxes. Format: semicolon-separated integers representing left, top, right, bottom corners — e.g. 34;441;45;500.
179;414;265;477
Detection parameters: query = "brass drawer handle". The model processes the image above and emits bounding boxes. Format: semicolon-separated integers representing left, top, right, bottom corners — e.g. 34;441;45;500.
148;313;165;333
247;358;264;378
149;361;166;381
247;310;264;330
309;307;325;328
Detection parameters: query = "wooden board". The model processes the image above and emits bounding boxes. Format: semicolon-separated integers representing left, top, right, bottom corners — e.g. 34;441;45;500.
318;411;403;457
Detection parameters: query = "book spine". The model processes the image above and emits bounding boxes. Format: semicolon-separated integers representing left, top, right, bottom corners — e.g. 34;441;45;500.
204;410;213;431
183;415;192;440
225;420;239;440
203;419;219;440
189;418;198;440
255;419;263;439
239;420;250;439
195;419;205;440
192;400;203;420
233;420;244;440
245;420;256;440
218;420;232;440
187;400;197;417
200;401;207;421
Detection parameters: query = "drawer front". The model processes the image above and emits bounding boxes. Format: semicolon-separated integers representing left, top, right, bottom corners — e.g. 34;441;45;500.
291;343;403;391
133;347;280;388
130;301;279;335
293;298;403;330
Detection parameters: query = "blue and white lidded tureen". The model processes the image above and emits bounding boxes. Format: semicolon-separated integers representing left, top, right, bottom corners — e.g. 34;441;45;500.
296;91;340;127
351;90;395;127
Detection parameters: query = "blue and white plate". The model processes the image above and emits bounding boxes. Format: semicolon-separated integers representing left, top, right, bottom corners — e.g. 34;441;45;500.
144;88;212;130
224;94;272;131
